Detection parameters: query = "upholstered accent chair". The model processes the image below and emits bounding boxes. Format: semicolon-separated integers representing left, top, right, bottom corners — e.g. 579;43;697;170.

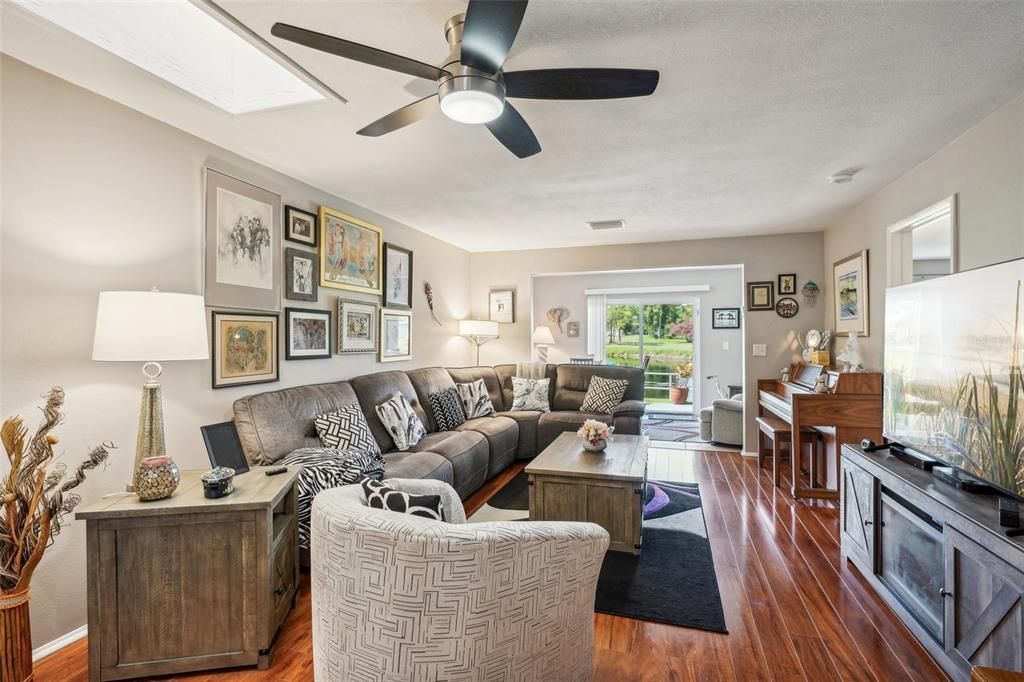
698;394;744;446
311;479;610;681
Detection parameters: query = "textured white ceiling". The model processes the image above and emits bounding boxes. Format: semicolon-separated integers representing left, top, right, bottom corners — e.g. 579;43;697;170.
4;1;1024;252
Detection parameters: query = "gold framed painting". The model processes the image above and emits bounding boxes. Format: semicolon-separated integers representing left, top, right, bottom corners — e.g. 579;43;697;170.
319;206;383;295
211;311;279;389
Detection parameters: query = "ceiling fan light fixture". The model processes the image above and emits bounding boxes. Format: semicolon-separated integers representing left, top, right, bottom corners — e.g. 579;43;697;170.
440;88;504;124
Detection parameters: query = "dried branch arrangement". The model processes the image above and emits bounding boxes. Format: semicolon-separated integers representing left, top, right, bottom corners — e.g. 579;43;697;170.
1;388;112;594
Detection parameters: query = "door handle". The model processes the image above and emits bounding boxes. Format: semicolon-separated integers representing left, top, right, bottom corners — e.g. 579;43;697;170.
939;588;953;598
864;520;873;526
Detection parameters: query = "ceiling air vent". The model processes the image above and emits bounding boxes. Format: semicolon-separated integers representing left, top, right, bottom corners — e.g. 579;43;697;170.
587;219;626;231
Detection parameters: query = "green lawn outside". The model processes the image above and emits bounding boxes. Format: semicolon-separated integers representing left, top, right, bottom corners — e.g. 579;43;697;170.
605;335;695;405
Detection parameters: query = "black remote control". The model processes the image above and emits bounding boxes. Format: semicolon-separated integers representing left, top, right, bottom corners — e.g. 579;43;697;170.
265;466;288;476
1005;528;1024;538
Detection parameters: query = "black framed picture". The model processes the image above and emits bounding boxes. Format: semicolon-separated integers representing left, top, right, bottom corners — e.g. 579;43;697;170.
712;308;741;329
778;273;797;295
200;421;250;474
285;247;318;302
285;307;332;360
211;311;279;389
383;243;413;309
747;281;775;311
285;205;318;247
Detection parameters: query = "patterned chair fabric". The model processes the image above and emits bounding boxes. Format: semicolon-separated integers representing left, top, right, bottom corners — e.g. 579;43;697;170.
311;479;610;682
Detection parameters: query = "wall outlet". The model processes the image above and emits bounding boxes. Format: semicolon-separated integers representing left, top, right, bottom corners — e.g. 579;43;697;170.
722;341;730;351
752;343;767;357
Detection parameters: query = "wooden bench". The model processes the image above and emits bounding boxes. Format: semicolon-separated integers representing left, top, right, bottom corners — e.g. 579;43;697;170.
755;415;823;488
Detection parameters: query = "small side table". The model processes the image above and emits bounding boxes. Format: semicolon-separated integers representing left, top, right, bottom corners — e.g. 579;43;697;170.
77;466;300;681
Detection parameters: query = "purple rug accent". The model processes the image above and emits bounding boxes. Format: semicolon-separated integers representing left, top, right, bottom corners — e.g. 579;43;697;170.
643;484;670;515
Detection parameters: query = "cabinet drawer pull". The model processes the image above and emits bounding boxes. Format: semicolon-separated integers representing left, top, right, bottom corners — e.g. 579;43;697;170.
864;520;873;526
939;588;952;598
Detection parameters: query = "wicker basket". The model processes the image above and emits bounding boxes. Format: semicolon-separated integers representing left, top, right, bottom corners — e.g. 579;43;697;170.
0;588;33;682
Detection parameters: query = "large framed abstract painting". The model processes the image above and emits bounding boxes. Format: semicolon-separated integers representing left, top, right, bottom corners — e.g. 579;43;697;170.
211;311;279;389
337;298;378;354
319;205;382;295
285;307;331;360
204;169;282;312
383;243;413;309
833;250;870;336
379;308;412;363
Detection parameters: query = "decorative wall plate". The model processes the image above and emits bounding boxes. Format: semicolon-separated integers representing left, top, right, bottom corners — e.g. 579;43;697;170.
776;297;800;318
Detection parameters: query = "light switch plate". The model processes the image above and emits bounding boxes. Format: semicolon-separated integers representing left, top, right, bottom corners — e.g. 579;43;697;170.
752;343;767;357
722;341;730;350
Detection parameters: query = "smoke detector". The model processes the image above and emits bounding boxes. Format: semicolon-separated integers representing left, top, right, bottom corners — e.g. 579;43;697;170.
828;169;858;184
587;219;626;230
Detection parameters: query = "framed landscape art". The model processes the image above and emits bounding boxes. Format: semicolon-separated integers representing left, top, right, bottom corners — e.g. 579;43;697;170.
285;247;318;302
211;311;279;389
383;243;413;309
319;205;382;295
833;249;870;336
337;298;378;354
285;205;317;247
285;307;331;360
204;169;282;312
379;308;412;363
712;307;741;329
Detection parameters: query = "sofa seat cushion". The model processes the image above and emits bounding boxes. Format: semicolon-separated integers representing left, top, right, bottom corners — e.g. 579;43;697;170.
537;411;613;452
407;431;489;500
456;416;518;478
495;411;542;459
382;451;453;484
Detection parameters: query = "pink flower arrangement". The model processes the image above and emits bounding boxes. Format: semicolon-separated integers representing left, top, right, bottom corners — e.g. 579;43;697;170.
577;419;612;446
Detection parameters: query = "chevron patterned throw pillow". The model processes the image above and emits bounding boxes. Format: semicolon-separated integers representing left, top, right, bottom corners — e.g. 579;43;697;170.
580;376;628;414
429;387;466;431
314;404;381;457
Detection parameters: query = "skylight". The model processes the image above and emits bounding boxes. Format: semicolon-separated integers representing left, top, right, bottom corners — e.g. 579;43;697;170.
13;0;326;114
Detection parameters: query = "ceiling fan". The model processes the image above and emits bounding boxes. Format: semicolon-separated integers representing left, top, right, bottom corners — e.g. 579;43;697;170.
270;0;659;158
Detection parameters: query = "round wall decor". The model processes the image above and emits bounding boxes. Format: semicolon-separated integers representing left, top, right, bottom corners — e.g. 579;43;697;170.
775;297;799;318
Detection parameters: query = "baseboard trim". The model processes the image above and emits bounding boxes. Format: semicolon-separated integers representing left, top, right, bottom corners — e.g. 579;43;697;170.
741;450;758;458
33;624;87;662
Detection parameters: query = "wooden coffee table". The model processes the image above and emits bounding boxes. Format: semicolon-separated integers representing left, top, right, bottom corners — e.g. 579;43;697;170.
526;432;649;554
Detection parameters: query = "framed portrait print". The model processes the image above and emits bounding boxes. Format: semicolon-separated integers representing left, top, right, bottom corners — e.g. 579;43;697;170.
778;273;797;295
337;298;378;354
379;308;412;363
319;205;383;295
204;169;282;312
285;247;318;302
211;311;279;389
712;308;741;329
285;205;317;247
833;250;870;336
489;289;515;323
747;281;774;311
285;307;331;360
383;243;413;309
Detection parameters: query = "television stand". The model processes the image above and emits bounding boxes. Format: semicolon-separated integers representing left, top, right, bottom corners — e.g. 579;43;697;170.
932;466;1003;494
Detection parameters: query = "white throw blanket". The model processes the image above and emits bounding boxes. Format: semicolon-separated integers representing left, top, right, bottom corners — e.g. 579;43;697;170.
516;362;547;380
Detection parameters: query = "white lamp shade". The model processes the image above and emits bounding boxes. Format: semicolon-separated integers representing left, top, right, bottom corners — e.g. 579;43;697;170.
459;319;499;338
93;291;209;361
532;326;555;345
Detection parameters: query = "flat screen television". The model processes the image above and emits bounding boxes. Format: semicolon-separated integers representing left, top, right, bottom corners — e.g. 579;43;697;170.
883;257;1024;498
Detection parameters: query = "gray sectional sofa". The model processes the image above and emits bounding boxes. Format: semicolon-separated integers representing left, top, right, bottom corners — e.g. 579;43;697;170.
232;363;646;500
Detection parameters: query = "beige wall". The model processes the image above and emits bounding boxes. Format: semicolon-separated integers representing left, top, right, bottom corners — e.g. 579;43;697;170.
0;56;473;647
823;92;1024;367
469;232;827;452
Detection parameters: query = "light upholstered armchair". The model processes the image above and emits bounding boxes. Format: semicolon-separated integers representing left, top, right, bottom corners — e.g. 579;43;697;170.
698;394;744;446
311;479;610;682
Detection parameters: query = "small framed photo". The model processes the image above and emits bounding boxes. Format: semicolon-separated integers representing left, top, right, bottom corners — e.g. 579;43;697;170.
489;289;515;323
285;205;317;247
566;321;580;337
285;307;332;360
778;273;797;295
285;247;318;302
747;281;775;311
712;308;741;329
379;308;412;363
383;243;413;309
211;311;279;389
337;298;378;354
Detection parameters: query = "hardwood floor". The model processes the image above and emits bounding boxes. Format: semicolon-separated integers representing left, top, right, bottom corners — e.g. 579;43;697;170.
35;448;947;681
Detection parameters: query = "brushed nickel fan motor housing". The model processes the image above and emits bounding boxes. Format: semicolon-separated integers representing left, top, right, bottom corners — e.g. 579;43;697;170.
437;13;506;121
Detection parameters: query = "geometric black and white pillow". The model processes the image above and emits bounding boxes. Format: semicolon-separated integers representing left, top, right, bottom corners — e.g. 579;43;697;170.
428;387;466;431
314;403;381;457
360;477;444;521
455;378;495;418
375;392;427;451
580;376;628;414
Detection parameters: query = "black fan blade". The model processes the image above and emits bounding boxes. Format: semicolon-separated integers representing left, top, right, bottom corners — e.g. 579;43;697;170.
461;0;528;74
504;68;660;100
485;103;540;158
357;95;439;137
271;23;449;82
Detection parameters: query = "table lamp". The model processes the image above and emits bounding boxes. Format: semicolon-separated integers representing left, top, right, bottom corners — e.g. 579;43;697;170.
532;326;555;363
459;319;499;365
92;290;209;492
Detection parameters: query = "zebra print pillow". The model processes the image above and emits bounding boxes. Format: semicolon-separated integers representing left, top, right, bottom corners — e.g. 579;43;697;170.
511;377;550;412
455;379;495;418
281;447;385;549
375;392;427;450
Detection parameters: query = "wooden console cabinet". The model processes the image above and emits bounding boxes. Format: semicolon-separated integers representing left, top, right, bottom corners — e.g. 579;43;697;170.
841;445;1024;680
77;467;299;681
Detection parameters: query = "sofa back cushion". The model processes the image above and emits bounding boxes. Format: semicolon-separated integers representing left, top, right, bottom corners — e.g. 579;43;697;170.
447;366;505;412
233;381;361;465
494;364;556;409
406;367;457;431
350;371;428;452
552;365;645;412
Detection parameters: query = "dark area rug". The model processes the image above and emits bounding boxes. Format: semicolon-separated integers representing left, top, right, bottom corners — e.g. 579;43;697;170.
487;471;529;510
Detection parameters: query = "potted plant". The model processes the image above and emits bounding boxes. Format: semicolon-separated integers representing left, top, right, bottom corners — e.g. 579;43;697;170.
670;361;694;404
1;388;111;682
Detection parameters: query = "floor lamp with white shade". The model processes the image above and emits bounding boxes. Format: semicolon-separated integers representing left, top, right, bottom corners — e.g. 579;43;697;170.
459;319;499;365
